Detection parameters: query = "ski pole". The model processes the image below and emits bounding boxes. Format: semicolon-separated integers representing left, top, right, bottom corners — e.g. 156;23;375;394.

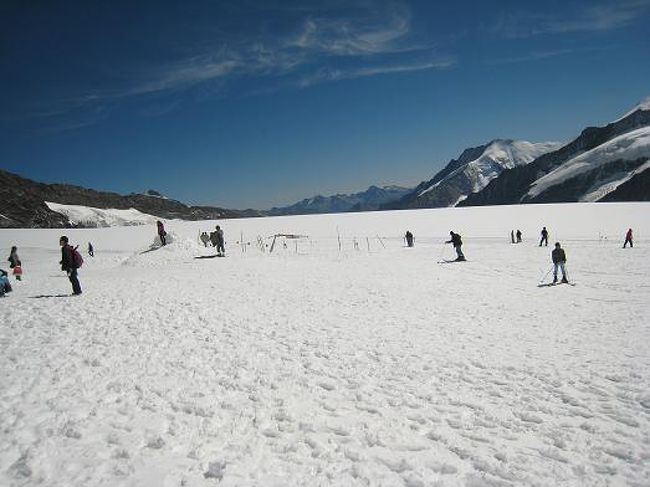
539;265;553;284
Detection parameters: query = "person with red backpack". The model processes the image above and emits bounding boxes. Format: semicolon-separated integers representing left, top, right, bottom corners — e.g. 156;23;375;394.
59;236;82;295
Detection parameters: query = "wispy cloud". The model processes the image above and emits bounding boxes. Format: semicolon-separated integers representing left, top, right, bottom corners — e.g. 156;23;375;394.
493;0;650;38
13;0;456;132
484;46;610;65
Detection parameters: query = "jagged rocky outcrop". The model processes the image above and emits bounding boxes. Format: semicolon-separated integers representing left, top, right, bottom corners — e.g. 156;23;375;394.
0;169;262;228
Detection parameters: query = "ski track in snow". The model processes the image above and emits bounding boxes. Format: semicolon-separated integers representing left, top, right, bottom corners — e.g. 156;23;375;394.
1;206;650;486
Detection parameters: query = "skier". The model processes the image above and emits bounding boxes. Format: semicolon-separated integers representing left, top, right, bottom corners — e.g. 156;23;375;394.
157;221;167;246
88;242;94;257
7;246;21;280
539;227;549;247
551;242;568;284
623;228;633;248
516;229;522;243
200;232;210;247
405;230;414;247
59;236;82;295
446;231;465;261
215;225;225;256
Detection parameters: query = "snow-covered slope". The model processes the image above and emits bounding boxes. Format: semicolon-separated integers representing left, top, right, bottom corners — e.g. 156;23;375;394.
525;126;650;201
1;203;649;486
391;140;561;209
45;202;160;227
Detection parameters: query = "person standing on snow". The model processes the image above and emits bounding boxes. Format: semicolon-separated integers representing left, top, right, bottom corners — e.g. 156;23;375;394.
623;228;633;248
551;242;568;284
405;230;414;247
539;227;549;247
516;229;522;243
157;221;167;246
88;242;94;257
446;231;465;261
7;246;21;280
215;225;225;256
59;236;82;295
200;232;210;247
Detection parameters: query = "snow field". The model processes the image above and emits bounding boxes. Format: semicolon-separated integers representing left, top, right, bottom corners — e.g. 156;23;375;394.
1;203;649;486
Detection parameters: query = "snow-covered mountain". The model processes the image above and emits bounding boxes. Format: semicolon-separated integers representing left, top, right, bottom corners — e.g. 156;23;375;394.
268;185;412;216
385;139;561;209
462;98;650;206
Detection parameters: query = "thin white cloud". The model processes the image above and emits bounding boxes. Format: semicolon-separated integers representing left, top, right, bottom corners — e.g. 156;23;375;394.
493;0;650;38
484;46;609;65
299;57;455;87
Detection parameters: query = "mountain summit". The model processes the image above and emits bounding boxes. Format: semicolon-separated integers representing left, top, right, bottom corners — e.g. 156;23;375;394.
385;139;561;209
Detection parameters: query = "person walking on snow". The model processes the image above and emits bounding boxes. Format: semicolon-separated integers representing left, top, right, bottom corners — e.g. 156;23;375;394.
59;236;82;295
88;242;94;257
215;225;225;256
539;226;549;247
516;229;522;243
7;246;22;280
623;228;633;248
157;220;167;246
551;242;568;284
405;230;414;247
446;231;465;261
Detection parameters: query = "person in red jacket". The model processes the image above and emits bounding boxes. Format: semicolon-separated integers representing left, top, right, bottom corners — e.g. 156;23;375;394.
623;228;633;248
157;220;167;246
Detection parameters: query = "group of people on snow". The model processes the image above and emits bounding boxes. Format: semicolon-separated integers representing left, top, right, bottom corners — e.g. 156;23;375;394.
0;223;636;297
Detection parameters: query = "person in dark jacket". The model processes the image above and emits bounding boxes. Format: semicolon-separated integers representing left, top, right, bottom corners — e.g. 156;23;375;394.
623;228;633;248
157;221;167;246
59;236;82;295
446;231;465;261
88;242;94;257
7;246;21;280
215;225;225;256
516;229;522;243
405;230;414;247
0;269;12;296
539;227;549;247
551;242;568;284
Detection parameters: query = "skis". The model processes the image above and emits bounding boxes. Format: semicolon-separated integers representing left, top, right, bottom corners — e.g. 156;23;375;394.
437;258;468;264
537;281;576;287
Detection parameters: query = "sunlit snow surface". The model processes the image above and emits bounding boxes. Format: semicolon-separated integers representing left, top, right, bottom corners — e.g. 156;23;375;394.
1;203;649;487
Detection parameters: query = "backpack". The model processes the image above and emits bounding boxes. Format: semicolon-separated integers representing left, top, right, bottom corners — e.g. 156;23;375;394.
71;246;84;268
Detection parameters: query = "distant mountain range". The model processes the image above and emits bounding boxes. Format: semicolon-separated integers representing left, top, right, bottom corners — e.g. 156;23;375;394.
0;170;263;228
268;185;412;216
1;98;648;227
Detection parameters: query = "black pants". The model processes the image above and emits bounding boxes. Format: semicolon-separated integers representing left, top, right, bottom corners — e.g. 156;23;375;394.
217;242;225;254
159;233;167;246
539;236;548;246
624;238;633;248
68;269;82;295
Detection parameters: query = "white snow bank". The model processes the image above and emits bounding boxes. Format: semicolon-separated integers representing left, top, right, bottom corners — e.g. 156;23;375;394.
45;201;159;227
1;203;649;486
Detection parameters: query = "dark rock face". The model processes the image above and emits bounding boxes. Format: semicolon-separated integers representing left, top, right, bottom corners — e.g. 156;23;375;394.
0;169;262;228
459;109;650;207
268;185;412;216
600;166;650;202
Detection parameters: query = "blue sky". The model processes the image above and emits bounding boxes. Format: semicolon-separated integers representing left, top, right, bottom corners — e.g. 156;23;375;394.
1;0;649;209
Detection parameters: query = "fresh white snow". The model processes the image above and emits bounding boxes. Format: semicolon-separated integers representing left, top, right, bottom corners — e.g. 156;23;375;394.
1;203;649;487
45;202;161;227
525;127;650;200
